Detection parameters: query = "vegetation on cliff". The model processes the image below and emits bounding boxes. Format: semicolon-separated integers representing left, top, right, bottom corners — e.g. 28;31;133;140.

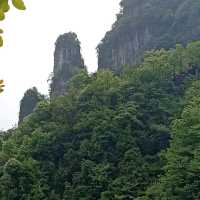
1;41;200;199
140;80;200;199
98;0;200;72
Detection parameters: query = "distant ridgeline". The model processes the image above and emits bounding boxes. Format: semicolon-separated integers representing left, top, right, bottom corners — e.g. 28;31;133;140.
97;0;200;72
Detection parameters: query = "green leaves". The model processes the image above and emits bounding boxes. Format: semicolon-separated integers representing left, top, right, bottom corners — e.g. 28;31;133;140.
0;9;5;20
0;80;5;93
141;80;200;199
0;0;26;95
0;29;3;47
12;0;26;10
0;0;26;48
0;0;10;12
0;35;3;47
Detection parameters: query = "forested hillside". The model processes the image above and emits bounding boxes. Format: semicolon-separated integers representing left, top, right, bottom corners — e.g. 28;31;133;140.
140;80;200;199
1;41;200;199
2;0;200;199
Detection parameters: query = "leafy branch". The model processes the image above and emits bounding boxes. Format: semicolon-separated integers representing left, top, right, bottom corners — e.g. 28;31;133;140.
0;0;26;47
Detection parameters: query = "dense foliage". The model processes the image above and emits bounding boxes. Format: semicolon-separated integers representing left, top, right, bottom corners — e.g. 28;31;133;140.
1;41;200;199
139;80;200;199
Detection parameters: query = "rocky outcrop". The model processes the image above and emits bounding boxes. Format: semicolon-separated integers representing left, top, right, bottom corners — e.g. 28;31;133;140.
97;0;200;72
50;32;85;97
19;87;44;124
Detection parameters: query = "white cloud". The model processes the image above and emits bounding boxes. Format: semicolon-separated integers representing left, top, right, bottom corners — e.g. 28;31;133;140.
0;0;121;130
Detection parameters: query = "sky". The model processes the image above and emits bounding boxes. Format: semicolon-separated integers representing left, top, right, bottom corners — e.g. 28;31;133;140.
0;0;121;130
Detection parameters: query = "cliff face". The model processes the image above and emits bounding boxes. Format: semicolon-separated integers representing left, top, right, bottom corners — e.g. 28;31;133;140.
50;32;85;97
19;87;44;124
97;0;200;72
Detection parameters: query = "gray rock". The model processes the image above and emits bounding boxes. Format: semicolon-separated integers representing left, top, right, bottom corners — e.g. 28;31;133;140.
97;0;200;72
19;87;44;124
50;32;85;97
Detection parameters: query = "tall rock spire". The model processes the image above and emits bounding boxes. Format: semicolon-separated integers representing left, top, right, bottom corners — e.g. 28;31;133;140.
50;32;85;97
18;87;44;124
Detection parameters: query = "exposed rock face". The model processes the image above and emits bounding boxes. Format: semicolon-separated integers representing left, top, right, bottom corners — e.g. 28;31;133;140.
50;32;85;97
19;87;44;124
97;0;200;72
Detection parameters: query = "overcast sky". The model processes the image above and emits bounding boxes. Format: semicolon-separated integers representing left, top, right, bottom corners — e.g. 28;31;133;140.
0;0;121;130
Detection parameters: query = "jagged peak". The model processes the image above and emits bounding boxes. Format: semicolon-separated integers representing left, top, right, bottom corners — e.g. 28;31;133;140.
18;87;45;124
50;32;85;98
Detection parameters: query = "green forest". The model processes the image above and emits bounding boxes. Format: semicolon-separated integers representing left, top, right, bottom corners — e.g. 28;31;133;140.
1;0;200;199
1;42;200;199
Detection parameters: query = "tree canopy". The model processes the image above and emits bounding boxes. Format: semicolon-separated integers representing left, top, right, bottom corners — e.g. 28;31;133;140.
1;40;200;199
